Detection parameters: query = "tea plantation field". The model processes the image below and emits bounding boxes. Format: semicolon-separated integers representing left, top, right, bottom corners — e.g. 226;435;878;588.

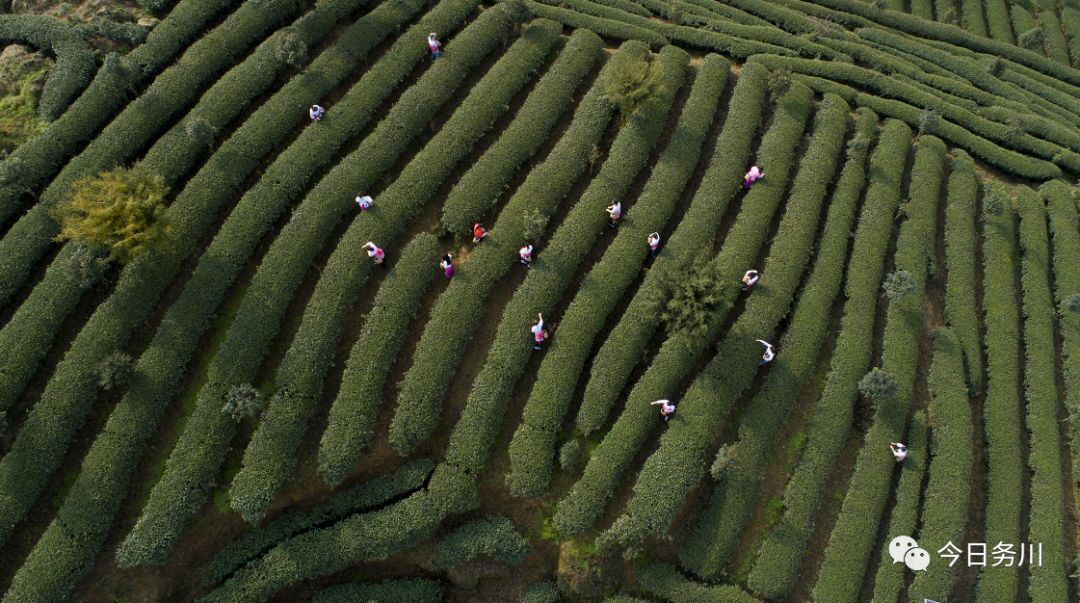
0;0;1078;601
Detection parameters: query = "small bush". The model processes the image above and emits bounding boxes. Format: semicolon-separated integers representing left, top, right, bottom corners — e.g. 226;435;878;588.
859;367;898;401
522;581;559;603
883;269;916;300
273;31;308;68
523;206;550;243
1018;27;1044;51
607;55;662;119
64;243;110;289
660;259;734;340
917;108;941;135
97;351;134;391
183;116;217;149
767;67;793;100
559;438;586;472
433;516;530;568
710;444;736;481
51;167;169;264
222;384;260;423
1064;293;1080;314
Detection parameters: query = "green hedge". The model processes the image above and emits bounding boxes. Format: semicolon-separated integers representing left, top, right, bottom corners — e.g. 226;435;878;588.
810;0;1080;86
997;65;1080;123
385;39;632;456
792;72;1061;180
858;27;1080;128
746;120;912;598
523;1;668;47
907;329;975;602
0;0;365;414
0;0;432;554
228;17;560;523
811;135;945;603
679;106;875;576
0;15;95;120
554;82;815;537
911;0;933;19
943;151;984;393
0;0;240;226
0;0;412;557
1064;7;1080;65
440;44;689;481
138;0;177;14
1016;186;1070;602
522;581;559;603
960;0;988;36
201;459;434;588
1043;180;1080;487
440;27;602;241
0;0;302;304
869;410;929;603
433;516;531;567
505;54;729;498
985;0;1016;43
636;562;757;603
973;183;1024;603
672;0;773;27
314;578;442;603
1011;4;1039;45
116;2;519;567
600;92;851;554
747;54;1080;175
534;0;841;59
573;62;769;437
1034;1;1071;64
316;235;441;486
201;491;447;602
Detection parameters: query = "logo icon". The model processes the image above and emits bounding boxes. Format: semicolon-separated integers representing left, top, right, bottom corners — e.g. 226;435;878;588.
888;535;931;571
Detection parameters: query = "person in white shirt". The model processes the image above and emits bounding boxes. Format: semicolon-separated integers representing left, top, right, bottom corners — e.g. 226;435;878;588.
889;442;908;463
519;243;533;267
650;399;676;421
530;313;548;350
309;104;325;121
605;202;622;228
362;241;384;264
756;339;775;365
647;232;661;257
355;193;373;212
741;269;759;291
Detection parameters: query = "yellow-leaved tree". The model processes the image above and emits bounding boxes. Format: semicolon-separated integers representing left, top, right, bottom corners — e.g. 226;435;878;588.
51;166;169;264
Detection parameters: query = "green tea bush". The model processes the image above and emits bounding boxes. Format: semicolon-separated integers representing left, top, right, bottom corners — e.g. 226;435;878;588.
117;0;517;566
314;579;442;603
0;0;413;558
433;516;531;567
556;82;814;538
1016;187;1070;602
907;330;975;601
0;14;95;120
201;459;433;587
440;28;603;235
600;92;849;554
387;39;634;457
974;186;1023;603
505;54;729;497
943;151;984;393
1043;181;1080;487
679;106;875;576
441;45;688;485
229;16;559;523
747;120;911;597
812;135;945;602
574;62;768;438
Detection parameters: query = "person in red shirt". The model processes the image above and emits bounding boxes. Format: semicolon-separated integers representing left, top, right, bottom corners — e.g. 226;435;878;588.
473;223;488;244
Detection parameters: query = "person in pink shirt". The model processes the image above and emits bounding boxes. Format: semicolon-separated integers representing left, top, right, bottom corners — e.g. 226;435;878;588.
743;165;764;188
428;32;442;59
440;253;454;279
647;232;661;257
530;312;548;350
363;241;385;265
519;243;533;267
741;269;760;292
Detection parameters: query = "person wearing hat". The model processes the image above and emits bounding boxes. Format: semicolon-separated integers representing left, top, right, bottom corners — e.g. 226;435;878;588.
309;104;325;122
363;241;385;265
